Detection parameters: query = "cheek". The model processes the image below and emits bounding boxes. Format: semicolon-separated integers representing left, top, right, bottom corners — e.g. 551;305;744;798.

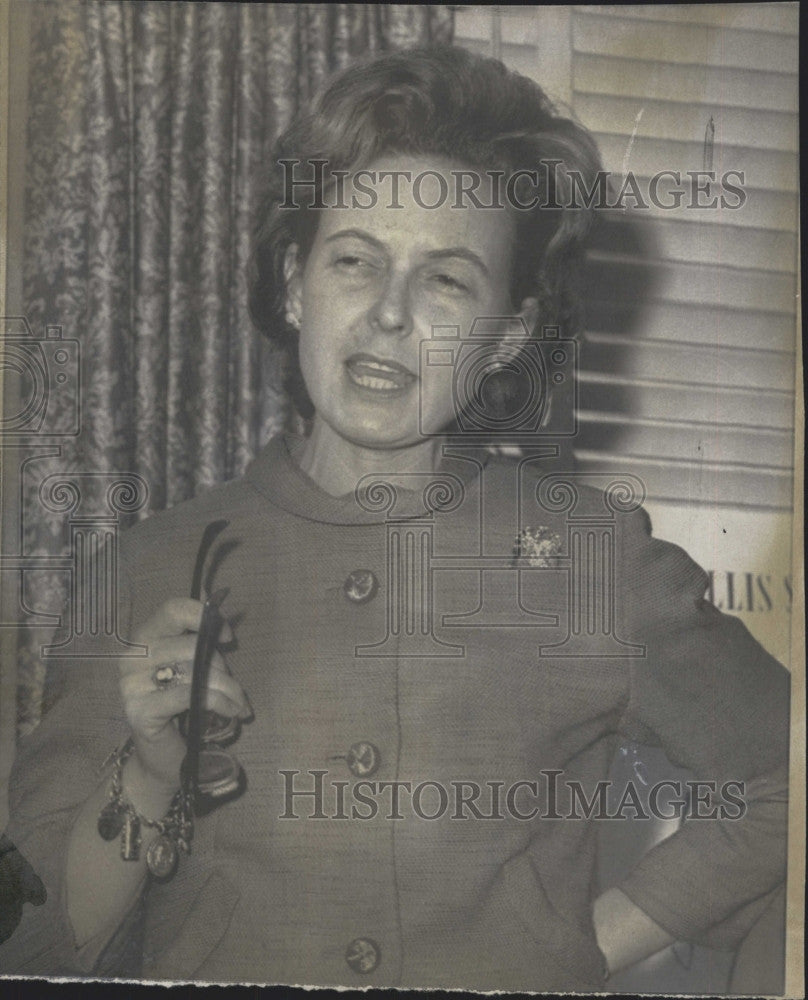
298;329;333;380
301;275;371;333
419;362;456;417
296;325;331;389
412;298;481;343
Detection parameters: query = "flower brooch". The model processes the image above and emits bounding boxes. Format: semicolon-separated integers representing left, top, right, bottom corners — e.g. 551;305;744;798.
512;526;563;568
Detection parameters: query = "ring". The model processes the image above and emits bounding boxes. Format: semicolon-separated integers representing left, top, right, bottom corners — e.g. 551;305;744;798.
152;661;186;690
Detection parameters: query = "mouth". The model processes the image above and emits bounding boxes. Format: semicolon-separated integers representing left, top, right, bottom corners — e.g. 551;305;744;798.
345;354;417;392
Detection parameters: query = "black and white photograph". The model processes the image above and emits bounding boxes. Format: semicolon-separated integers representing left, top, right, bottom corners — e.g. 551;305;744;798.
0;3;802;996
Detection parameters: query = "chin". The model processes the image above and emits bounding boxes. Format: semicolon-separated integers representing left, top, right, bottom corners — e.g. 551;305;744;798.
318;411;413;449
344;425;421;450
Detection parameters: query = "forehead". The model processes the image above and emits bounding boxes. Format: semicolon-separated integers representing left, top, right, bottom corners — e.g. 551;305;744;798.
313;154;516;258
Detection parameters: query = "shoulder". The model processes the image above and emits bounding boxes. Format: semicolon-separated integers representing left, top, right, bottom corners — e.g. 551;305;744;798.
484;452;709;610
115;466;275;625
118;437;290;585
120;475;250;568
483;451;630;513
482;450;651;534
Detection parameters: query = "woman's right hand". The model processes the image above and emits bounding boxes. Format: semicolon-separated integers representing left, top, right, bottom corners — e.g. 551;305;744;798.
118;597;251;793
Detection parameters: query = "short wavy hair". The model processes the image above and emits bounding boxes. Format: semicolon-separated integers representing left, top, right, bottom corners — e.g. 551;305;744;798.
248;44;602;418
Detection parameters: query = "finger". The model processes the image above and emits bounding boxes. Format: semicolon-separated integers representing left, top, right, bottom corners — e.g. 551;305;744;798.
209;656;252;714
119;635;199;679
133;678;246;726
121;641;229;692
147;644;229;679
207;650;229;675
137;598;205;641
128;626;232;669
203;687;249;720
123;652;249;719
151;642;229;674
205;668;251;718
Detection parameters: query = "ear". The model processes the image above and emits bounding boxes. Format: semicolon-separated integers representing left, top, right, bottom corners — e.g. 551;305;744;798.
283;243;303;328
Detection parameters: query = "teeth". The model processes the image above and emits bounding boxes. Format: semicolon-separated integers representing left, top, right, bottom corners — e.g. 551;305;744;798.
346;357;415;392
351;373;398;390
364;360;398;373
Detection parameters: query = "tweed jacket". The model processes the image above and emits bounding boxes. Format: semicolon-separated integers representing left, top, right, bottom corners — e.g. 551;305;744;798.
0;434;790;991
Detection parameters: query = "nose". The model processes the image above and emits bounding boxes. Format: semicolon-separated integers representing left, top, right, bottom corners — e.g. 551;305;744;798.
370;271;413;338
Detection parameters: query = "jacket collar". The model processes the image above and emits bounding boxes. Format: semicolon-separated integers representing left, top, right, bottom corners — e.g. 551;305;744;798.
244;433;491;525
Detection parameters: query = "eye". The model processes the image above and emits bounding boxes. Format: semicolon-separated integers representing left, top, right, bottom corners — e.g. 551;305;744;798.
431;272;470;293
331;252;383;281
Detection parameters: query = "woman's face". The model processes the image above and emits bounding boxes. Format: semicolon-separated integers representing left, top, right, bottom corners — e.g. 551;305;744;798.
285;155;537;451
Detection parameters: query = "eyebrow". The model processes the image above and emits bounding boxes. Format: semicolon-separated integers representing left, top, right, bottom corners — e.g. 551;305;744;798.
323;229;386;252
323;229;490;279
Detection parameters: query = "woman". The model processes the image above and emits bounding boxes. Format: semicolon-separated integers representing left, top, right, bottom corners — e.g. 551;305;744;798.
0;46;789;992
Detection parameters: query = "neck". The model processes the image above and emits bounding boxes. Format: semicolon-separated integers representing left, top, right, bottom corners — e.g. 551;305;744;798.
297;418;445;497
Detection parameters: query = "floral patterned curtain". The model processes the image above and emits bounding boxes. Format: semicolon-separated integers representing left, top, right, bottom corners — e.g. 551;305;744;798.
15;1;453;733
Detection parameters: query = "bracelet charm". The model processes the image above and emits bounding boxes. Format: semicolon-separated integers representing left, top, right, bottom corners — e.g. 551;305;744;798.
121;811;141;862
97;799;126;842
98;739;192;882
146;834;179;880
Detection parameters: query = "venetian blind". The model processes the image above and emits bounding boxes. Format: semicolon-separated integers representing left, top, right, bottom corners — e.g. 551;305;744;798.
454;4;799;511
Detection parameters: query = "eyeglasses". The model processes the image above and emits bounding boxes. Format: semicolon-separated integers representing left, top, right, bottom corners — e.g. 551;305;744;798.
179;519;245;814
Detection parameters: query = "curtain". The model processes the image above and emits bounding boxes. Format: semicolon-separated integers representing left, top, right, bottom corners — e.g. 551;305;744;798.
15;1;453;734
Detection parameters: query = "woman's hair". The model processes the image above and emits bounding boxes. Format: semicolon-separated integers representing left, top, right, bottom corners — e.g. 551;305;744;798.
248;44;603;418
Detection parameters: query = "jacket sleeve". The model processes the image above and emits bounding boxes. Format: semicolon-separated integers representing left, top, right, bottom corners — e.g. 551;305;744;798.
0;549;139;976
612;507;790;949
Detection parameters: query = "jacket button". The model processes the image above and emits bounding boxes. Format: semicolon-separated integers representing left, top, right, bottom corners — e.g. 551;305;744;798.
346;741;380;778
343;569;378;604
345;937;380;974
